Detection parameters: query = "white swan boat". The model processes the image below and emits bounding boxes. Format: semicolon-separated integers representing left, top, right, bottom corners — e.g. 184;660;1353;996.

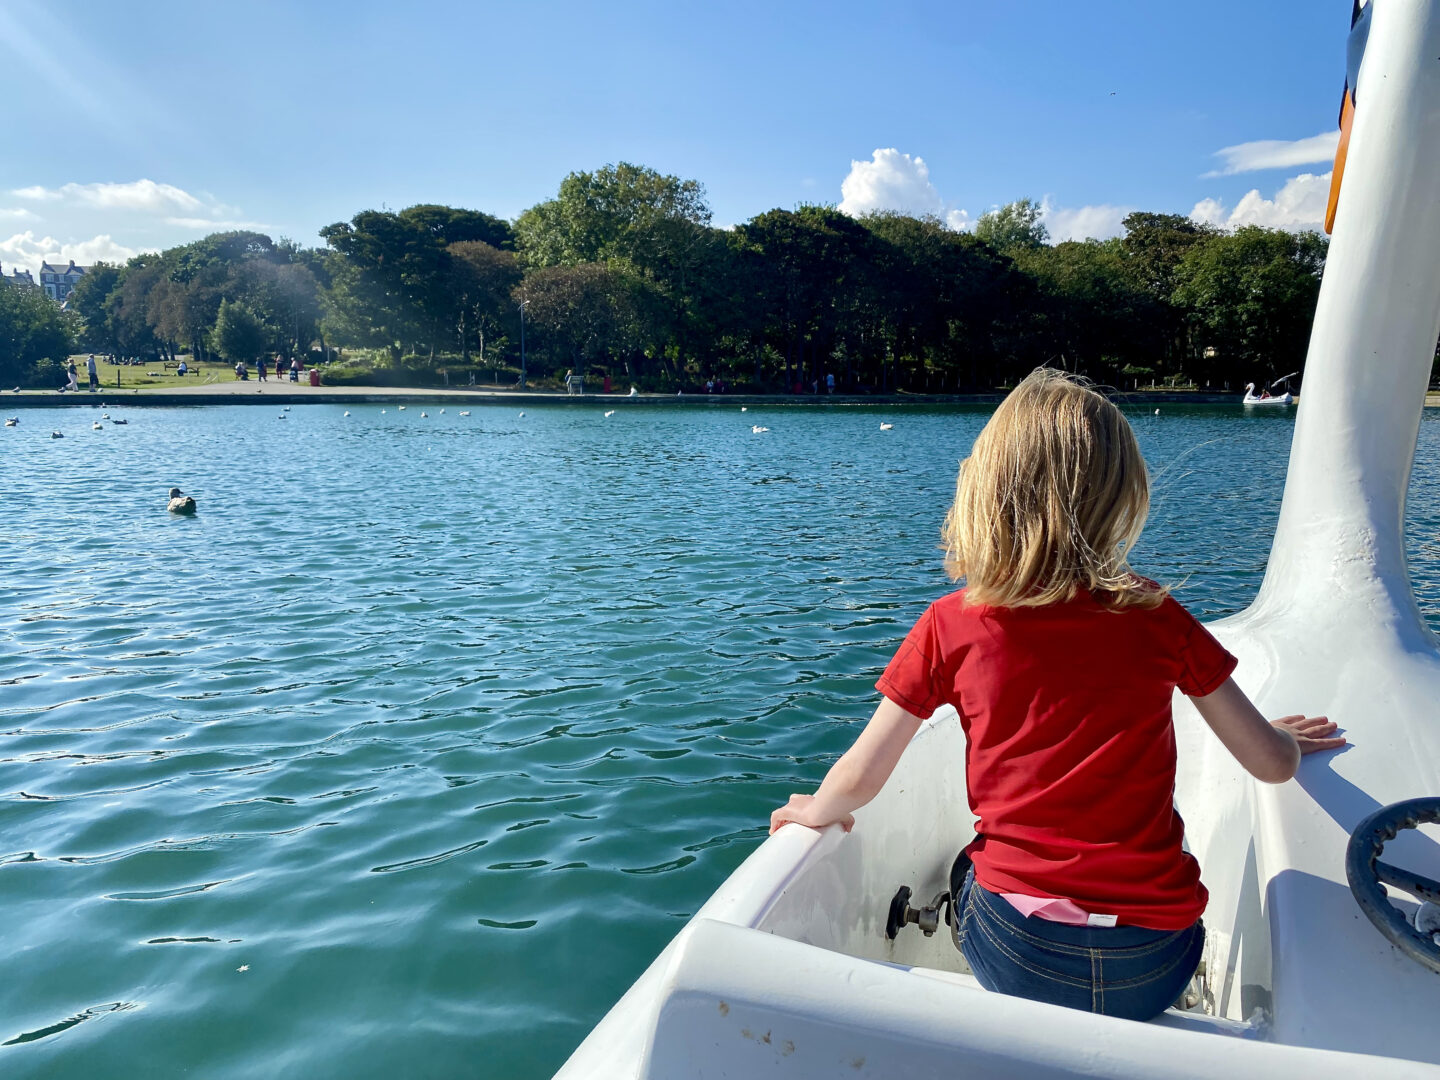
1243;383;1293;406
557;2;1440;1075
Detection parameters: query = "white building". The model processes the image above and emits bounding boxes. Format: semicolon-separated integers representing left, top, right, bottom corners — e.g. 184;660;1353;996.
38;260;89;301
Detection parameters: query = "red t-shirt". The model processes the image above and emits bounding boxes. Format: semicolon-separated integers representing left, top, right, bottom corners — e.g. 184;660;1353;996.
876;588;1237;930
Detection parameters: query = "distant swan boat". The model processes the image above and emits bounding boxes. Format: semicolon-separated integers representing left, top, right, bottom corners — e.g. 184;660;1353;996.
1243;382;1294;406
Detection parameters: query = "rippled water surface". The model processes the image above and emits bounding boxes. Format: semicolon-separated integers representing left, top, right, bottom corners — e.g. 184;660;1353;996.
4;401;1440;1078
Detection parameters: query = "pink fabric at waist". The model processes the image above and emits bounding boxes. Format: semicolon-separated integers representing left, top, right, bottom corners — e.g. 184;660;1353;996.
999;892;1117;927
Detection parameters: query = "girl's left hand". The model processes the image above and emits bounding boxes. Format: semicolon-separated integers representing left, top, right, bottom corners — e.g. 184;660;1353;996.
769;794;854;835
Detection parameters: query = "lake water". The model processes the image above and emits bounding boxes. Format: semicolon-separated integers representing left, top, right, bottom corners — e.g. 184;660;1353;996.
3;401;1440;1079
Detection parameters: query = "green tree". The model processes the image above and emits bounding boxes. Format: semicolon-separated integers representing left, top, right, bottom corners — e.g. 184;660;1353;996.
519;263;657;378
0;279;74;386
448;241;521;363
974;198;1048;255
1017;239;1165;384
1118;212;1218;379
210;299;268;365
66;262;123;352
1172;226;1327;386
320;205;512;358
514;162;710;270
858;212;1024;390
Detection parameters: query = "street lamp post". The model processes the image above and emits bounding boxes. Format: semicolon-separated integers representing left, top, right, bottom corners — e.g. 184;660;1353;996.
518;299;529;388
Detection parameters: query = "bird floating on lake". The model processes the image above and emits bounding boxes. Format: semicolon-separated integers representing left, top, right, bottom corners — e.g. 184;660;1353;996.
459;411;470;417
752;425;769;434
741;406;747;412
604;410;615;418
343;410;350;417
167;488;197;514
101;413;110;419
1154;409;1160;415
111;418;127;425
439;408;445;414
397;405;406;411
4;417;16;427
92;421;102;430
879;422;893;431
381;409;387;414
518;412;525;418
50;431;63;438
420;411;428;418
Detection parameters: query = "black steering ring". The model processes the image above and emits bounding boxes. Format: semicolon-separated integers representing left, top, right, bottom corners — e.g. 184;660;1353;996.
1344;797;1440;974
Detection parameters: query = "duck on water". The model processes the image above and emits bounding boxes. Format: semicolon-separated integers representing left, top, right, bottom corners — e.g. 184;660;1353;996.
166;488;197;515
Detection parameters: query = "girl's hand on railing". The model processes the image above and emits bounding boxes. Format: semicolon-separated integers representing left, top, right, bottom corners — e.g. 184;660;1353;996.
769;793;854;835
1271;714;1346;754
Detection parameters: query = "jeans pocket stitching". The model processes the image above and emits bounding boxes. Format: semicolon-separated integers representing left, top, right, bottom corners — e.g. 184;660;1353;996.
1095;926;1203;991
970;904;1095;989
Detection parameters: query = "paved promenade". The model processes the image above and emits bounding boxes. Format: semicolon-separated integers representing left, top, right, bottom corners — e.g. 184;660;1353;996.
3;379;1272;409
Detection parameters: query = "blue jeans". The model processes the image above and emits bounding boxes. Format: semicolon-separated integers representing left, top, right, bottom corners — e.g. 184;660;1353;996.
956;869;1204;1021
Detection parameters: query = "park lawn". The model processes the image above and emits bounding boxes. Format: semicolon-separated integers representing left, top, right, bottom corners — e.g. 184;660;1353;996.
78;356;255;391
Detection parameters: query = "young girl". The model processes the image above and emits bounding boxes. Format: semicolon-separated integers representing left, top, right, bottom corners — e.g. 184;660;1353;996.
770;368;1343;1022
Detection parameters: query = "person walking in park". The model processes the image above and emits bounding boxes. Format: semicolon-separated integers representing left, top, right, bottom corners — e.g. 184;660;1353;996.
66;360;78;392
86;354;98;391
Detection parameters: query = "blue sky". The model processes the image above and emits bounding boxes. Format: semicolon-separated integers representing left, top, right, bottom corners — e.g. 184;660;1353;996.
1;0;1349;275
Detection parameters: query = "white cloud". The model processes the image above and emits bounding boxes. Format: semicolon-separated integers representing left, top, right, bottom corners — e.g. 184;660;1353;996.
0;231;146;276
1204;131;1340;177
1040;199;1133;242
15;179;205;215
1190;172;1331;231
838;148;969;229
0;207;37;222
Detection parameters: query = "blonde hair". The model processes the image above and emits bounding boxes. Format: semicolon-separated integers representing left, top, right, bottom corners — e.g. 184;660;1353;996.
943;368;1162;610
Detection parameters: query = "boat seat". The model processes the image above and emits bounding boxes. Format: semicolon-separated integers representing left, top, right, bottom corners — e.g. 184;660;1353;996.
632;919;1421;1079
892;962;1262;1038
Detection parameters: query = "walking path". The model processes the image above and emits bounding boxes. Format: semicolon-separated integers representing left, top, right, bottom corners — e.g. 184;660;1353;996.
1;380;1278;408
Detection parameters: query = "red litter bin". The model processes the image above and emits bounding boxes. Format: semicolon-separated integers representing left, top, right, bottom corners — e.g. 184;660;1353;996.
309;368;320;387
603;374;612;393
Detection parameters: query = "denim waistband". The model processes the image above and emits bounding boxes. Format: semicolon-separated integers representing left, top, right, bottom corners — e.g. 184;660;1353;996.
970;877;1192;948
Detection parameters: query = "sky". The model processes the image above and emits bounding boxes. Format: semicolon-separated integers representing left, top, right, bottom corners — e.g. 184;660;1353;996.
0;0;1352;277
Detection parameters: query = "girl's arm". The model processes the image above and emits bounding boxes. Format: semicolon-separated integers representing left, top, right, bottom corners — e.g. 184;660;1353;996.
1189;676;1344;783
770;695;925;834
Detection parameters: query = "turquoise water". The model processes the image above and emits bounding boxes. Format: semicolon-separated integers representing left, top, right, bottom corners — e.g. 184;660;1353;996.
3;402;1440;1079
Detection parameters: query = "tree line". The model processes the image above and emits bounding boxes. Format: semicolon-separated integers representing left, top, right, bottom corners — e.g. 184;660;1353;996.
1;162;1334;393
